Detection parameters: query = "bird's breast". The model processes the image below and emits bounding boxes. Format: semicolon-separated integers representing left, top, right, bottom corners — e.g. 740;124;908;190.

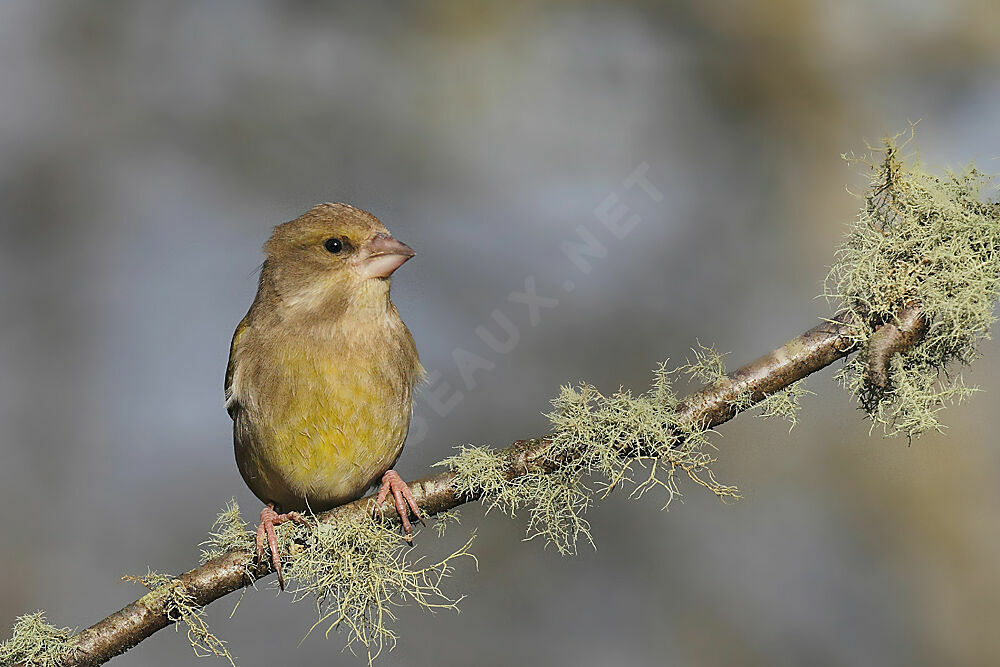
232;320;419;512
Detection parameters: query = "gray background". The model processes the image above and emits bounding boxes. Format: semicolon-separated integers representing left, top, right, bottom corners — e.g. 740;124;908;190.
2;2;999;665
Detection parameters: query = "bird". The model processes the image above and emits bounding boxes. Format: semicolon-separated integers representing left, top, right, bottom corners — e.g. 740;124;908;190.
225;203;425;588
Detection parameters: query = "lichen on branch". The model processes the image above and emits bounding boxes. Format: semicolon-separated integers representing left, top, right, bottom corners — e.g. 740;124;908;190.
826;128;1000;437
0;612;73;667
197;500;477;664
682;341;812;429
442;356;744;555
282;512;475;663
123;569;236;666
199;498;254;565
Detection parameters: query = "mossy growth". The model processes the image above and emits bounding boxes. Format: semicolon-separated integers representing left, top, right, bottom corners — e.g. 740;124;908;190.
441;355;746;556
282;513;475;663
754;382;812;429
432;510;462;538
826;129;1000;437
728;379;813;430
194;500;474;663
677;341;729;384
199;498;254;564
0;612;73;667
125;570;235;666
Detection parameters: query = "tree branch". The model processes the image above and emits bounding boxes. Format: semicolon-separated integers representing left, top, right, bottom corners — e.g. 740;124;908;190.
54;310;872;666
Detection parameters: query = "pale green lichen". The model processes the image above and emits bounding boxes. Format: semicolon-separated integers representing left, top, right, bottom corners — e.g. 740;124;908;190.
730;381;813;430
432;510;462;538
826;129;1000;438
125;570;235;666
282;513;475;663
756;383;813;429
0;612;73;667
439;444;523;517
441;360;739;556
199;498;254;564
677;341;729;385
191;501;476;664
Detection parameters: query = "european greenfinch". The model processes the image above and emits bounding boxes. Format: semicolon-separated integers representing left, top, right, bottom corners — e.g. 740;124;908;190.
225;203;424;587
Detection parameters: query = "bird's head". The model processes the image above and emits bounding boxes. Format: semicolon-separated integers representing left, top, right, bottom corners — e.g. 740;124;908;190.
260;203;415;319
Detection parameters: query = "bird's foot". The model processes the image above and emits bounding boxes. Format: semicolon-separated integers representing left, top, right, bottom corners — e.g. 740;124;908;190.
256;503;307;591
373;470;425;541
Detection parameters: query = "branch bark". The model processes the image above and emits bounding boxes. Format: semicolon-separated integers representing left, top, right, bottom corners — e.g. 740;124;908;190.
864;306;927;388
58;310;869;666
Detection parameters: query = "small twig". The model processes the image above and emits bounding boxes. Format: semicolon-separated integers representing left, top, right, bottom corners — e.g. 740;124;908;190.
864;306;928;388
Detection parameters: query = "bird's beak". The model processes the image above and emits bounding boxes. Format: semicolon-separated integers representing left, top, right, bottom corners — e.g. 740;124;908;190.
357;232;416;279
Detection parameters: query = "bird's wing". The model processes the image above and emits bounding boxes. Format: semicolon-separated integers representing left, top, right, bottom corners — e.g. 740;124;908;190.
225;316;250;416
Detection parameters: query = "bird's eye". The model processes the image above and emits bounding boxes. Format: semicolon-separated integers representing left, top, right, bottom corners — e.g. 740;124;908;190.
323;238;344;254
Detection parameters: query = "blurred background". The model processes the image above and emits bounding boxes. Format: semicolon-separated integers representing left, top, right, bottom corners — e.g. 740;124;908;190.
2;1;999;665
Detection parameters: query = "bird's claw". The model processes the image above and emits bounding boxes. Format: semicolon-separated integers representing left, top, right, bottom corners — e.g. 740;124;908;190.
374;470;425;541
255;504;307;591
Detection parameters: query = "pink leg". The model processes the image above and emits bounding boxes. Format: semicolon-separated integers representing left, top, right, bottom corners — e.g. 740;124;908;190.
255;503;306;591
373;470;425;540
